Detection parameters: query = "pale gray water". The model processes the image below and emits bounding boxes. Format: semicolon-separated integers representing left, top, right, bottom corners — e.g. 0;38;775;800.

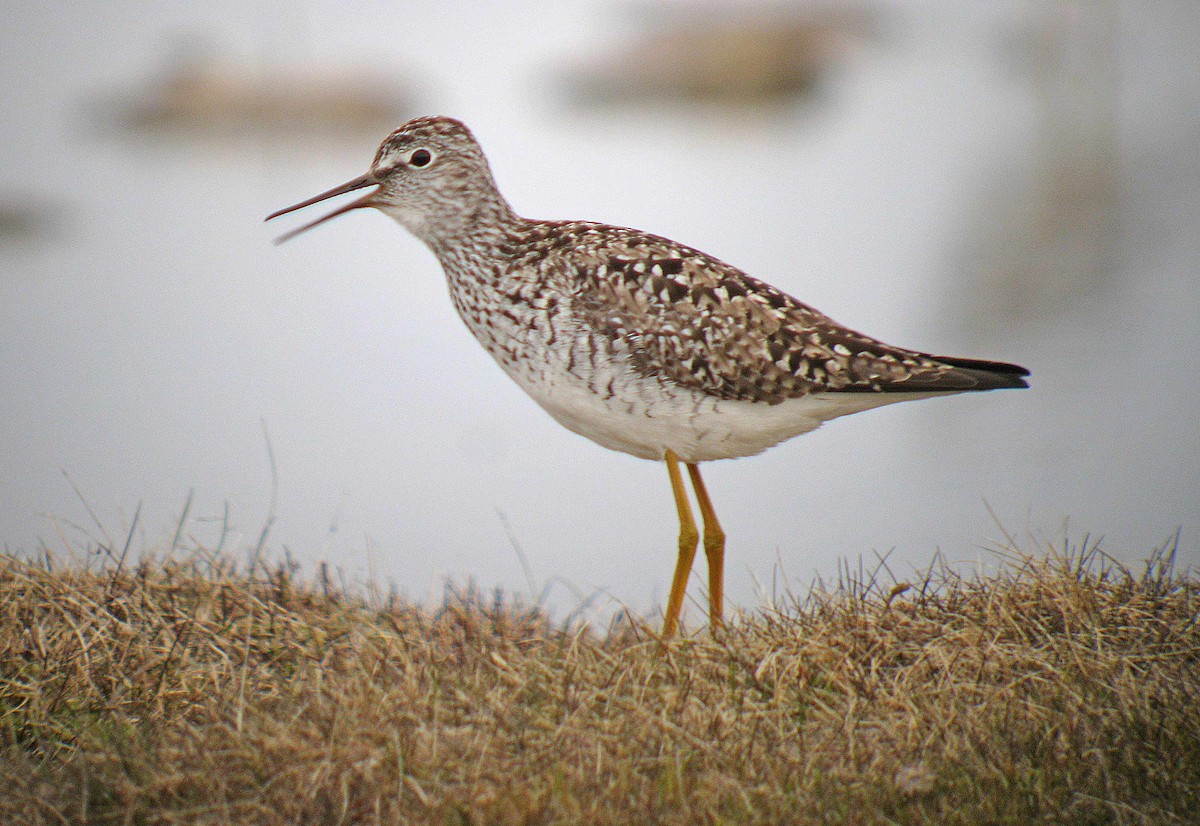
1;1;1196;621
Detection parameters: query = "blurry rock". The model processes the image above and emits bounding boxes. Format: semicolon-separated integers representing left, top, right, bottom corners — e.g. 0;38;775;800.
565;9;870;106
0;196;60;241
105;42;413;140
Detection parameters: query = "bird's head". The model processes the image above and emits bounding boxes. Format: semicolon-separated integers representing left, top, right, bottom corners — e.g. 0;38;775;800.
266;116;508;245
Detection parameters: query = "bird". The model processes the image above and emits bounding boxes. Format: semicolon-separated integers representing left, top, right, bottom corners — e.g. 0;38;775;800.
266;116;1029;637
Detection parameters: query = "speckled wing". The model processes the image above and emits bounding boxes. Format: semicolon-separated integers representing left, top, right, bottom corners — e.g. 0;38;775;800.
554;223;1029;405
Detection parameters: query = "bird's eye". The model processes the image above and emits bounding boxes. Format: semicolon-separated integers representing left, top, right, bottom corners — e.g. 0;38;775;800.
409;149;433;167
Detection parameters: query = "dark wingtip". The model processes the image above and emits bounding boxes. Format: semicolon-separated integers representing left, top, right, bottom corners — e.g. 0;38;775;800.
935;356;1030;390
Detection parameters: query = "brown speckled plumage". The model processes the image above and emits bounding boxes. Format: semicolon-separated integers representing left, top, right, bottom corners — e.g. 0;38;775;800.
503;220;1027;403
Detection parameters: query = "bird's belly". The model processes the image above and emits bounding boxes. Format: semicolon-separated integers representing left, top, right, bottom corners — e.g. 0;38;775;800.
501;354;941;463
529;379;812;462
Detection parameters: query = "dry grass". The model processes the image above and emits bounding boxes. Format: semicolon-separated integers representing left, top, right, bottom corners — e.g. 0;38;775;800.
1;535;1197;825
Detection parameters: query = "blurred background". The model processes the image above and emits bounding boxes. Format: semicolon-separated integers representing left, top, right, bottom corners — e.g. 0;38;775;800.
1;1;1196;623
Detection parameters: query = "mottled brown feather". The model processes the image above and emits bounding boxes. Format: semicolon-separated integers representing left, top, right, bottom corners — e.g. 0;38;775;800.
502;220;1027;406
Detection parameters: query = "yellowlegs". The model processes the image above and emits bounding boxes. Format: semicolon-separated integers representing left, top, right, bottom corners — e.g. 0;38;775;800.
267;116;1029;637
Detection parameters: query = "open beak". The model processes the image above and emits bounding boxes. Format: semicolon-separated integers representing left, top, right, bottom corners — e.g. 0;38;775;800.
265;173;379;244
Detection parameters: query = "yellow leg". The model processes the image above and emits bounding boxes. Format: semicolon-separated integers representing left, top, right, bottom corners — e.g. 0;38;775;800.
661;449;698;638
687;463;726;630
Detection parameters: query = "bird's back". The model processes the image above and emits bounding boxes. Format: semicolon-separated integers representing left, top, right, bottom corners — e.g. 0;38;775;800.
491;220;1026;396
434;218;1027;462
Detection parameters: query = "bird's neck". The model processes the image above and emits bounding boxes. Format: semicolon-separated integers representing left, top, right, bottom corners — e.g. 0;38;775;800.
383;191;521;264
418;201;530;280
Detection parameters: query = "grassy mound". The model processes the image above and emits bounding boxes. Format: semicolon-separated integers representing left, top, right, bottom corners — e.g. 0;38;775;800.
1;538;1196;824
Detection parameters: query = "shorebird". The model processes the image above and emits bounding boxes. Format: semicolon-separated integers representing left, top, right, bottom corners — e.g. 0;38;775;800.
267;116;1028;637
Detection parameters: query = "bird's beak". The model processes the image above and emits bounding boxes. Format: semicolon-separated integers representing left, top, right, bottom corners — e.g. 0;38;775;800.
265;173;379;244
